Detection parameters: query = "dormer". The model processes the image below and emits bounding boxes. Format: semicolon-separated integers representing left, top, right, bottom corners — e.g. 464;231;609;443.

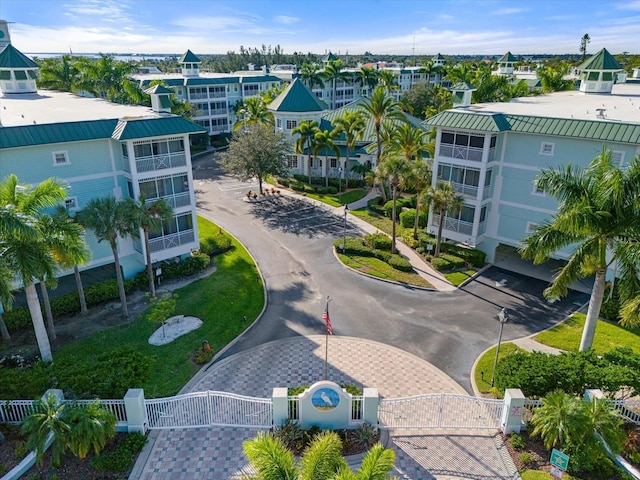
144;84;173;114
0;20;39;94
450;82;476;108
497;51;517;76
578;48;623;94
432;53;445;68
179;49;201;78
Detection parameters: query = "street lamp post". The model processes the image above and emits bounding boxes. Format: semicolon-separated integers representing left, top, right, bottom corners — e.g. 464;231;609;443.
490;308;509;387
342;204;349;253
338;167;343;203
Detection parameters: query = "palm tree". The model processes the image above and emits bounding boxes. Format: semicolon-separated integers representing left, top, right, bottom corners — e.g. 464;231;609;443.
322;59;347;110
128;197;174;298
445;63;473;84
358;67;379;96
351;163;372;183
424;181;464;257
520;149;640;351
0;175;83;362
360;86;406;172
243;430;395;480
21;393;70;467
234;97;274;131
292;119;320;185
378;156;412;254
377;70;398;94
37;54;79;92
75;54;141;104
66;401;117;460
332;110;366;190
313;129;341;187
300;62;325;91
406;159;433;240
78;196;139;321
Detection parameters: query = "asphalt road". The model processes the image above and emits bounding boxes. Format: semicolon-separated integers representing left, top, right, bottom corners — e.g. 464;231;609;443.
192;152;588;393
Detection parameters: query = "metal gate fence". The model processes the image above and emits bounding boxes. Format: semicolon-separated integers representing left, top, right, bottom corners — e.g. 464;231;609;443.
378;393;504;429
145;391;272;429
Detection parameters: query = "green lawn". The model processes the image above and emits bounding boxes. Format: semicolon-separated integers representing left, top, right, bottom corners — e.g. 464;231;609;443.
338;253;433;288
304;189;368;207
473;342;524;395
534;312;640;353
349;208;396;236
55;216;264;398
444;270;476;286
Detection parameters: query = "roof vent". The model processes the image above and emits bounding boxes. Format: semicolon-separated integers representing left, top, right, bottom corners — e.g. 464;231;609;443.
596;108;606;119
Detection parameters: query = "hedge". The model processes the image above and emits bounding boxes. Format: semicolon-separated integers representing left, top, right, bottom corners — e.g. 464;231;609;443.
388;254;413;272
383;197;412;218
399;209;428;229
367;196;384;215
363;233;392;251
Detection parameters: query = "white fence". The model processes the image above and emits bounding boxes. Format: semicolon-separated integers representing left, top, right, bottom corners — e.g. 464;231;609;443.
611;399;640;425
145;391;272;429
378;393;504;430
0;399;127;425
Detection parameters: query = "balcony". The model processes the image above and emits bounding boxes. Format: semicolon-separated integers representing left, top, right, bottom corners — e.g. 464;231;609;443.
210;109;228;116
148;229;195;253
209;91;226;98
432;214;473;236
135;153;187;173
452;183;492;200
438;144;484;162
190;92;208;100
145;192;191;209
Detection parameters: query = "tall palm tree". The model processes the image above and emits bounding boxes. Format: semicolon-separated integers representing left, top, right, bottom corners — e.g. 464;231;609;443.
128;197;174;298
378;156;412;254
0;175;83;362
520;148;640;351
406;159;433;239
358;67;379;96
292;119;320;185
244;430;395;480
377;70;398;94
299;62;325;91
445;63;473;84
234;97;274;131
78;196;139;321
360;86;406;172
424;181;464;257
75;54;140;104
37;55;79;92
313;129;341;187
322;59;347;110
332;110;366;190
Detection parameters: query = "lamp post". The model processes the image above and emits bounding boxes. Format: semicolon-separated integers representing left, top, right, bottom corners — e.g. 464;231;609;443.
342;204;349;253
338;166;343;203
490;308;509;387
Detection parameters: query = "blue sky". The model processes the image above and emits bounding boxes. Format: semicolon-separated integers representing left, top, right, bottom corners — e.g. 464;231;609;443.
1;0;639;55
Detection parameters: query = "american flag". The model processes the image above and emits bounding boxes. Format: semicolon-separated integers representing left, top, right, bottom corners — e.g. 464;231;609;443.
322;302;333;335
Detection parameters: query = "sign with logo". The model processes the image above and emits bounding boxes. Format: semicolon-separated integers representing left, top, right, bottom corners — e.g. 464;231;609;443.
311;387;340;411
550;448;569;479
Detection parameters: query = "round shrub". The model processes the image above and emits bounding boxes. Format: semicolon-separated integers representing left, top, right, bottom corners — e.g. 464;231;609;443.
439;253;466;270
367;196;384;215
316;186;338;195
399;209;429;229
364;233;392;251
401;230;419;248
388;254;413;272
291;182;305;192
200;234;232;256
430;256;452;271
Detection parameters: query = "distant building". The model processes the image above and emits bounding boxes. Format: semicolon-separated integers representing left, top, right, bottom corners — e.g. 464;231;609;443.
0;20;206;281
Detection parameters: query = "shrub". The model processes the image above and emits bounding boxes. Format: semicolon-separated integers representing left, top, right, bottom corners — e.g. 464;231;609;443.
200;233;232;256
399;209;429;229
430;256;452;271
388;255;413;272
303;184;316;193
509;433;526;450
367;196;384;215
383;198;411;218
363;233;392;251
439;253;466;270
518;452;535;467
316;186;338;195
195;348;214;365
291;182;305;192
274;419;304;450
3;307;31;332
400;230;419;248
91;432;147;472
352;422;377;449
600;282;621;322
293;174;307;183
440;243;486;268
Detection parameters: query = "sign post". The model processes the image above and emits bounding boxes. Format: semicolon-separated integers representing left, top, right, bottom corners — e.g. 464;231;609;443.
550;449;569;479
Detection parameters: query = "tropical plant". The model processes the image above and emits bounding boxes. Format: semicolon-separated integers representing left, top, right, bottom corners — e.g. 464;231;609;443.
220;123;291;194
323;59;347;110
0;175;85;361
234;97;274;131
300;62;325;91
128;197;173;298
445;63;473;84
580;33;591;61
292;119;320;185
537;64;574;93
20;393;70;467
520;148;640;351
358;67;379;94
423;181;464;257
78;196;140;321
36;55;79;92
378;156;411;254
332;110;366;190
377;70;398;94
405;159;433;239
313;129;341;187
66;401;117;460
74;54;142;104
351;163;372;183
243;430;396;480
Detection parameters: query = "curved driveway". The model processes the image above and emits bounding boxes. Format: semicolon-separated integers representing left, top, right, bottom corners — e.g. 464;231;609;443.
192;153;587;393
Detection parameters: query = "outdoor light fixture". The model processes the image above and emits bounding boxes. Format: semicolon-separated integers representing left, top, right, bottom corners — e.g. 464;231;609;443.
490;307;509;387
342;204;349;253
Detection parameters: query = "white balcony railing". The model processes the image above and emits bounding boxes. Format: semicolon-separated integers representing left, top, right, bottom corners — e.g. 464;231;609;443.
189;93;208;100
438;144;484;162
136;153;187;173
452;182;478;197
148;229;195;253
145;192;191;209
432;215;474;236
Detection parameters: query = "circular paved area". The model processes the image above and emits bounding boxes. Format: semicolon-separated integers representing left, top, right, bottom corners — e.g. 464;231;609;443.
133;336;518;479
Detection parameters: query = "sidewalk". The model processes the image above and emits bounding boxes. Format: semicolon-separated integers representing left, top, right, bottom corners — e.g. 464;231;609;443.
510;336;564;355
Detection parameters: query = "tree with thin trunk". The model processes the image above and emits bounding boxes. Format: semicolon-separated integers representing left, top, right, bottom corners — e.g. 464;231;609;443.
332;110;366;190
358;66;379;96
405;159;433;239
300;62;325;91
128;197;174;298
233;96;274;131
377;69;399;94
322;59;347;110
292;119;320;185
0;175;86;361
580;33;591;62
520;148;640;351
78;196;139;321
313;129;341;187
423;181;464;258
378;155;412;254
220;123;292;195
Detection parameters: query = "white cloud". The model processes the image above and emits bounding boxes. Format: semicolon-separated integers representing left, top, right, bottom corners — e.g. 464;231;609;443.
273;15;299;24
615;0;640;10
491;7;528;15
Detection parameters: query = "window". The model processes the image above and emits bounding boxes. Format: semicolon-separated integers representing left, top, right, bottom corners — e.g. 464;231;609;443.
121;143;129;158
532;181;545;196
330;158;338;168
539;142;554;156
526;222;539;234
611;151;624;166
587;71;599;81
287;155;298;169
286;120;297;130
64;197;78;211
603;72;613;81
52;151;69;165
277;119;282;129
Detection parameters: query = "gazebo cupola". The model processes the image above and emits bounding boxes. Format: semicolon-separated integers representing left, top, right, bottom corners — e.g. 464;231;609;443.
497;51;517;76
578;48;623;94
179;49;201;78
450;82;476;108
432;53;445;68
0;20;39;94
144;84;173;114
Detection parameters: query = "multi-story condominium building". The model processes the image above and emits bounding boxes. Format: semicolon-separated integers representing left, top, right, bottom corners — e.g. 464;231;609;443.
424;48;634;276
0;21;205;281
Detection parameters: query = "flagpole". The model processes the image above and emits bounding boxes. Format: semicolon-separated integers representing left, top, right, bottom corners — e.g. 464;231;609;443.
324;296;329;380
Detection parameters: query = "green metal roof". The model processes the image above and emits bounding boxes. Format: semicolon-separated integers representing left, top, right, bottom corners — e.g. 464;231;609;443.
578;48;622;71
322;52;338;62
112;116;206;140
178;49;201;64
432;53;445;61
0;44;38;69
423;109;640;144
144;84;174;95
240;75;281;83
185;76;238;85
268;78;328;112
498;51;517;63
140;78;184;87
451;82;476;91
0;119;118;149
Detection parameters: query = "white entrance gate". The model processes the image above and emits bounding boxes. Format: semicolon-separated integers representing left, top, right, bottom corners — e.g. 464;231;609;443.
145;391;272;429
378;393;504;430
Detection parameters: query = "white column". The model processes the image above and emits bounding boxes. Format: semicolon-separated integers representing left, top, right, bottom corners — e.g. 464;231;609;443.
272;387;289;428
362;388;379;427
124;388;147;434
501;388;525;434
